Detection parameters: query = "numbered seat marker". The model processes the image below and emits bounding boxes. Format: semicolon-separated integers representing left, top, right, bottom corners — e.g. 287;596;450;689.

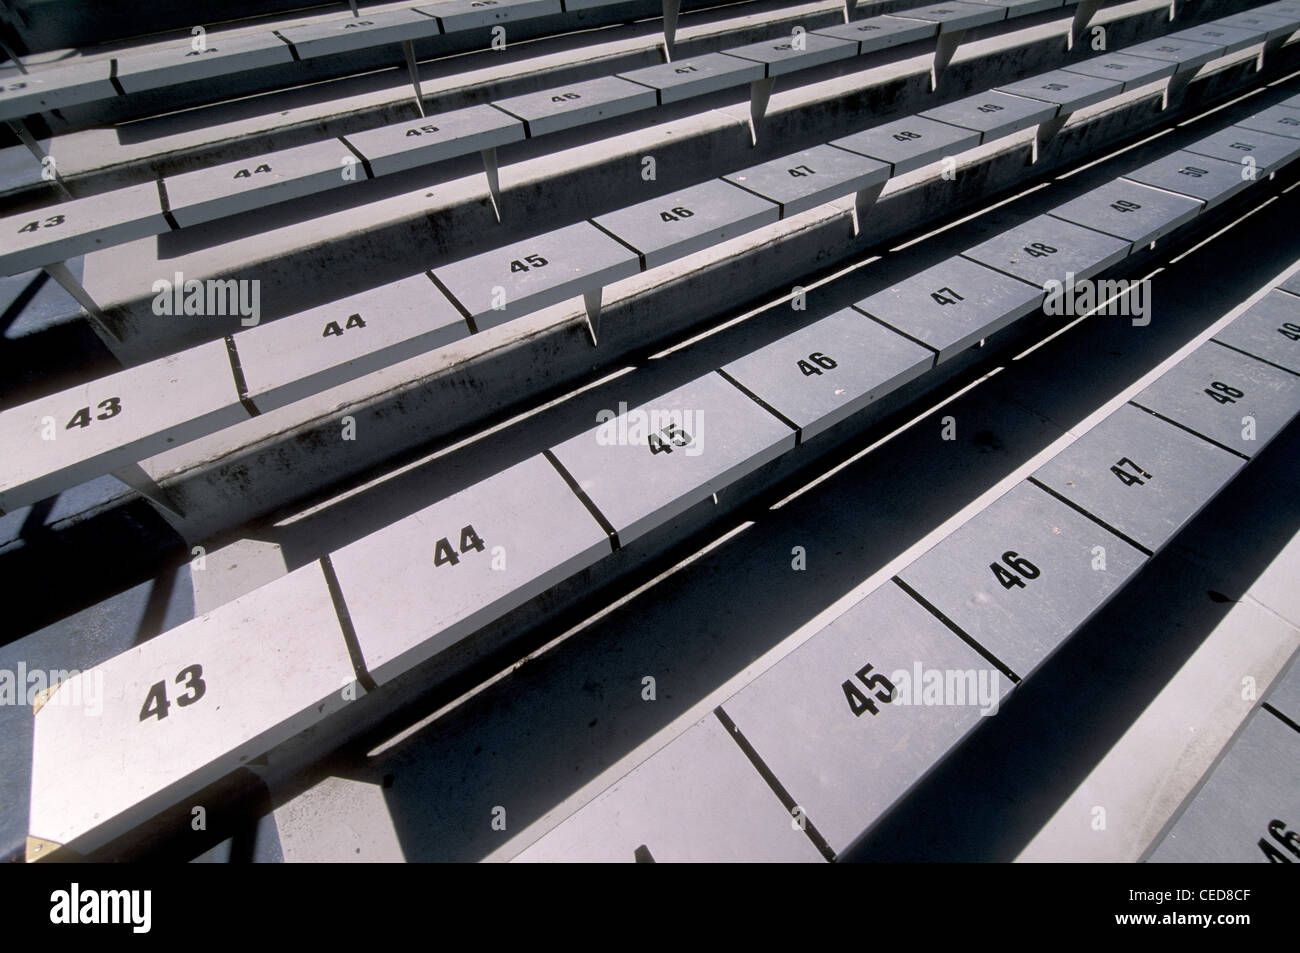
1234;105;1300;142
278;8;440;59
897;2;1007;30
28;562;360;854
1048;179;1202;246
431;220;640;330
1182;125;1300;175
0;338;248;514
897;481;1148;678
344;104;524;177
969;0;1064;16
0;60;115;122
722;144;889;218
0;181;168;277
1212;289;1300;376
513;716;824;862
853;255;1045;363
115;32;294;94
1147;710;1300;862
416;0;561;33
1122;150;1253;209
591;178;779;270
163;139;352;228
1059;52;1176;90
1166;23;1263;55
721;307;933;440
723;32;858;77
961;213;1132;288
232;273;469;411
831;115;981;176
810;15;938;54
1129;341;1300;458
1121;37;1223;71
994;69;1122;114
1213;11;1300;42
548;371;796;546
919;90;1057;144
616;53;765;105
492;75;657;137
1031;403;1245;552
328;454;612;684
721;583;1015;858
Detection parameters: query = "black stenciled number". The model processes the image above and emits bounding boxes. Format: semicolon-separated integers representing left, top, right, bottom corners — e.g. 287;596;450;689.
139;664;206;722
233;164;272;179
659;206;694;223
1258;819;1300;862
551;92;581;103
893;130;922;142
17;214;65;234
434;524;486;568
788;164;815;178
1110;199;1141;213
990;551;1040;590
648;423;691;456
842;662;895;718
931;286;964;306
1110;457;1152;487
796;352;837;377
1276;322;1300;342
674;65;698;74
977;103;1004;114
510;253;548;273
405;123;441;137
1204;381;1243;405
66;397;122;430
322;313;367;338
1178;166;1207;178
1023;242;1057;258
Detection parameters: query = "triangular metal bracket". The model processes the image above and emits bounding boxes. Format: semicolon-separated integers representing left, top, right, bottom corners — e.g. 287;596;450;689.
112;461;186;518
1034;113;1070;163
852;181;886;237
583;288;603;346
932;29;965;91
402;39;426;117
843;0;858;23
1069;0;1104;51
481;147;502;223
43;261;120;348
749;77;776;146
663;0;681;60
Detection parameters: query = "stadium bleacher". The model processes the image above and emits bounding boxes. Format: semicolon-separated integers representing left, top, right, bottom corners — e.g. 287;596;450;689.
1;0;1297;863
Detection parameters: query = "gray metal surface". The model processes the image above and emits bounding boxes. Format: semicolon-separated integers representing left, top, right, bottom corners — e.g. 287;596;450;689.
417;0;561;33
897;481;1148;677
1058;52;1176;90
962;213;1132;287
1031;402;1245;551
919;90;1056;143
1049;179;1201;246
853;255;1045;363
1214;10;1300;40
810;15;938;53
897;2;1007;30
1285;273;1300;297
548;371;796;545
1166;23;1262;55
1120;36;1223;71
27;562;357;852
329;454;612;684
721;582;1014;857
432;220;641;329
0;60;114;121
973;0;1064;14
994;69;1121;113
722;31;858;77
1131;341;1300;458
1212;288;1300;376
512;717;824;862
0;338;249;513
115;32;294;94
493;75;657;137
163;139;349;227
1147;709;1300;862
616;52;765;105
831;115;981;175
345;105;524;177
278;9;440;59
0;182;167;276
720;306;934;440
722;144;889;217
591;178;779;269
1234;105;1300;141
1182;125;1300;174
234;273;469;411
1122;151;1252;209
